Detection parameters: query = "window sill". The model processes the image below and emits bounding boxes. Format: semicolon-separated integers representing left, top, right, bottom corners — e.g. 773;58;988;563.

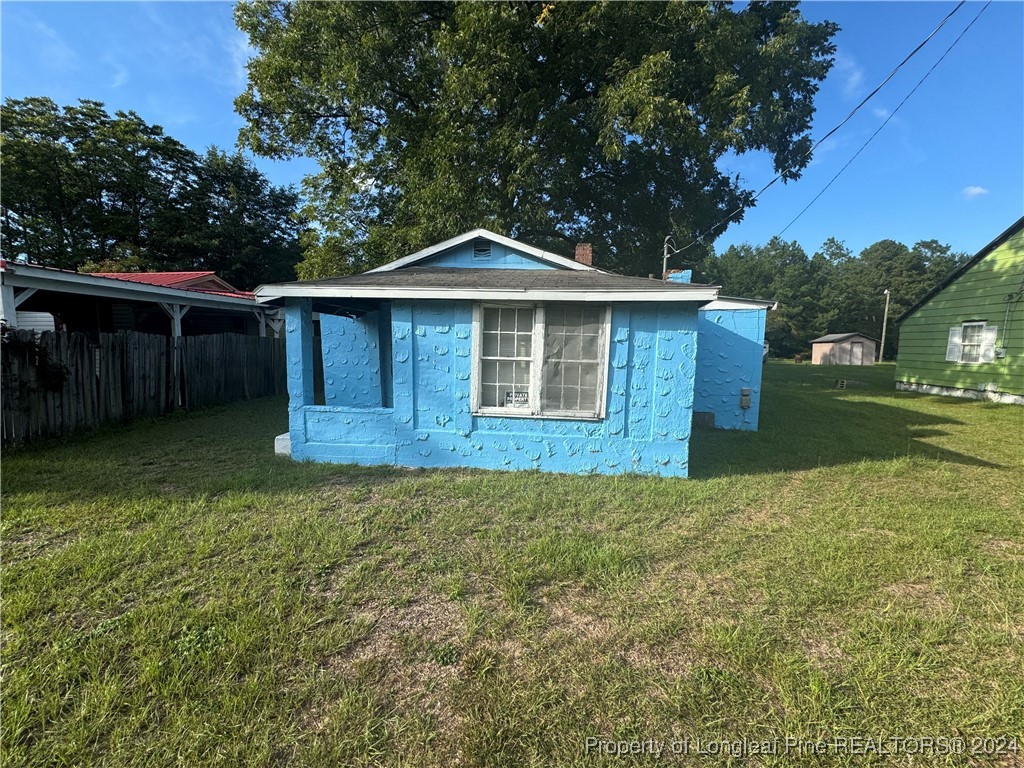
472;409;605;422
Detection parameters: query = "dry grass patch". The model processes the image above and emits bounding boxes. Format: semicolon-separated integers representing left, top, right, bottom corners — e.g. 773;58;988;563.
880;580;953;614
326;594;466;722
982;537;1024;561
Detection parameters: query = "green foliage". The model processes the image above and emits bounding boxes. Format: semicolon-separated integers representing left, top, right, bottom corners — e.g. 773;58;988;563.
235;1;838;276
1;97;303;289
702;237;969;357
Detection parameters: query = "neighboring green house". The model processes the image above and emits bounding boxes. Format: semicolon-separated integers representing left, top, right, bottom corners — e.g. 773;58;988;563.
895;216;1024;404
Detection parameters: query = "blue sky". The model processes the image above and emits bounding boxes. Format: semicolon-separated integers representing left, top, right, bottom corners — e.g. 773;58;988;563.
2;1;1022;261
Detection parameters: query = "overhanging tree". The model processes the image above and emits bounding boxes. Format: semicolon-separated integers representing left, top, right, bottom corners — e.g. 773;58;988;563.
1;97;303;289
235;0;838;276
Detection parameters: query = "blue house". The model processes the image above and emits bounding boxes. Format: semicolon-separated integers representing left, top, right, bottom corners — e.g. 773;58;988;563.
255;229;771;477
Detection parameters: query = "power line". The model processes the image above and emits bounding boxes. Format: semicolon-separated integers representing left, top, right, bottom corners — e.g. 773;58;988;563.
777;1;991;238
667;0;967;260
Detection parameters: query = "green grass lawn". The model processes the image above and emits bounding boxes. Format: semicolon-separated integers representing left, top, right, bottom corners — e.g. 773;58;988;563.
3;362;1022;767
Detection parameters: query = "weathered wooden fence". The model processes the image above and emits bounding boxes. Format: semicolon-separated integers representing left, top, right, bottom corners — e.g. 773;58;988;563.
1;329;286;448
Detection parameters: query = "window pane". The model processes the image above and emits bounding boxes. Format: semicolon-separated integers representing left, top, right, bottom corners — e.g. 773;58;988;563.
541;304;605;414
482;383;499;407
582;307;602;329
516;332;532;356
497;360;513;384
499;309;516;332
482;360;498;385
517;308;533;332
483;307;500;333
514;361;531;385
579;386;597;412
962;325;983;344
498;333;515;358
483;331;499;357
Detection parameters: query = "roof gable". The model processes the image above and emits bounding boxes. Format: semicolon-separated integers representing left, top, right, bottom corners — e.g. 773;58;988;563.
92;271;243;294
897;215;1024;323
365;229;596;273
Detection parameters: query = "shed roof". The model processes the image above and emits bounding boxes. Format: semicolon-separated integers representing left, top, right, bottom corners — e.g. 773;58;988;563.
0;261;261;311
810;332;879;344
92;271;216;287
897;214;1024;323
255;267;719;304
91;271;247;296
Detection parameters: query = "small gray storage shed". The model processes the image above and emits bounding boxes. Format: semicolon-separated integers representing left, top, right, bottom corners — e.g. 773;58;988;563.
810;333;878;365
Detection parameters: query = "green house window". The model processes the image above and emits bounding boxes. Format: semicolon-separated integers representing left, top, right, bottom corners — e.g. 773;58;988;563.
946;322;998;365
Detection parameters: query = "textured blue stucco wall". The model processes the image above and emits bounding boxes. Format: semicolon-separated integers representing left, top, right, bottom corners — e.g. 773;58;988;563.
420;241;558;269
694;308;766;430
320;312;384;407
285;299;699;476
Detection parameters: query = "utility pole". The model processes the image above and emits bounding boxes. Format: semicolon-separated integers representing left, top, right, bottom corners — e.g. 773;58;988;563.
662;235;674;281
879;289;891;362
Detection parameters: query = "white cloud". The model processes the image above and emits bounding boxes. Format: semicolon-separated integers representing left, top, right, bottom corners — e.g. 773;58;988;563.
104;55;129;88
834;52;864;99
139;4;254;95
222;26;255;91
961;185;990;200
34;20;78;71
872;107;890;120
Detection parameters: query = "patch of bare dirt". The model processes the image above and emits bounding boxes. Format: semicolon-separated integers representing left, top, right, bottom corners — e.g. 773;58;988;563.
543;584;699;679
731;504;791;528
982;538;1024;561
881;580;952;613
543;587;616;642
800;633;851;671
319;593;466;740
2;527;73;561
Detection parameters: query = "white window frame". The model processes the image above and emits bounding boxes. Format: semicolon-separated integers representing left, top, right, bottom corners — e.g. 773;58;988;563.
958;321;985;364
947;321;998;365
471;302;612;420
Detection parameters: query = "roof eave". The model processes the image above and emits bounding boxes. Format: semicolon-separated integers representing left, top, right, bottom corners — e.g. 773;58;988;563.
2;262;265;311
896;214;1024;323
254;284;719;304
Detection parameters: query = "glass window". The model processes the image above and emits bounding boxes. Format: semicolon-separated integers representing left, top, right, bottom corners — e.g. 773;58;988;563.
479;306;534;409
961;323;983;363
542;305;604;415
475;303;608;418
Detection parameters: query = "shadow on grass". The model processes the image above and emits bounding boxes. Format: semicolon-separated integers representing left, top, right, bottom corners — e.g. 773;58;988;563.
690;363;1005;479
1;396;415;504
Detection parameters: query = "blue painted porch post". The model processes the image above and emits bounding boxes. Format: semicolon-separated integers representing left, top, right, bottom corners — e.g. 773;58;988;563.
285;299;314;457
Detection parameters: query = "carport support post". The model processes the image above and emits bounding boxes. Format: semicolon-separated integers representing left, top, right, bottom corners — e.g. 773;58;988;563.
1;285;36;327
1;283;18;327
159;303;191;408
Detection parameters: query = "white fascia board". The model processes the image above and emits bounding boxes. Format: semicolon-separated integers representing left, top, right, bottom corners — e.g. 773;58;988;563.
2;264;258;312
255;284;720;304
365;228;596;273
701;297;778;311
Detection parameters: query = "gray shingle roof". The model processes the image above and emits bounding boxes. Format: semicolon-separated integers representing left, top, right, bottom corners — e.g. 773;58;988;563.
810;332;880;344
266;268;715;292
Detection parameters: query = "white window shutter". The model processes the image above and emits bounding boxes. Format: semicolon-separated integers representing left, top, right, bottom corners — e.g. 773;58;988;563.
945;327;961;362
980;325;998;363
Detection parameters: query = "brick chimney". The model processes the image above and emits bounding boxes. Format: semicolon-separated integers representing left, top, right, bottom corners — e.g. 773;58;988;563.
574;242;593;266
